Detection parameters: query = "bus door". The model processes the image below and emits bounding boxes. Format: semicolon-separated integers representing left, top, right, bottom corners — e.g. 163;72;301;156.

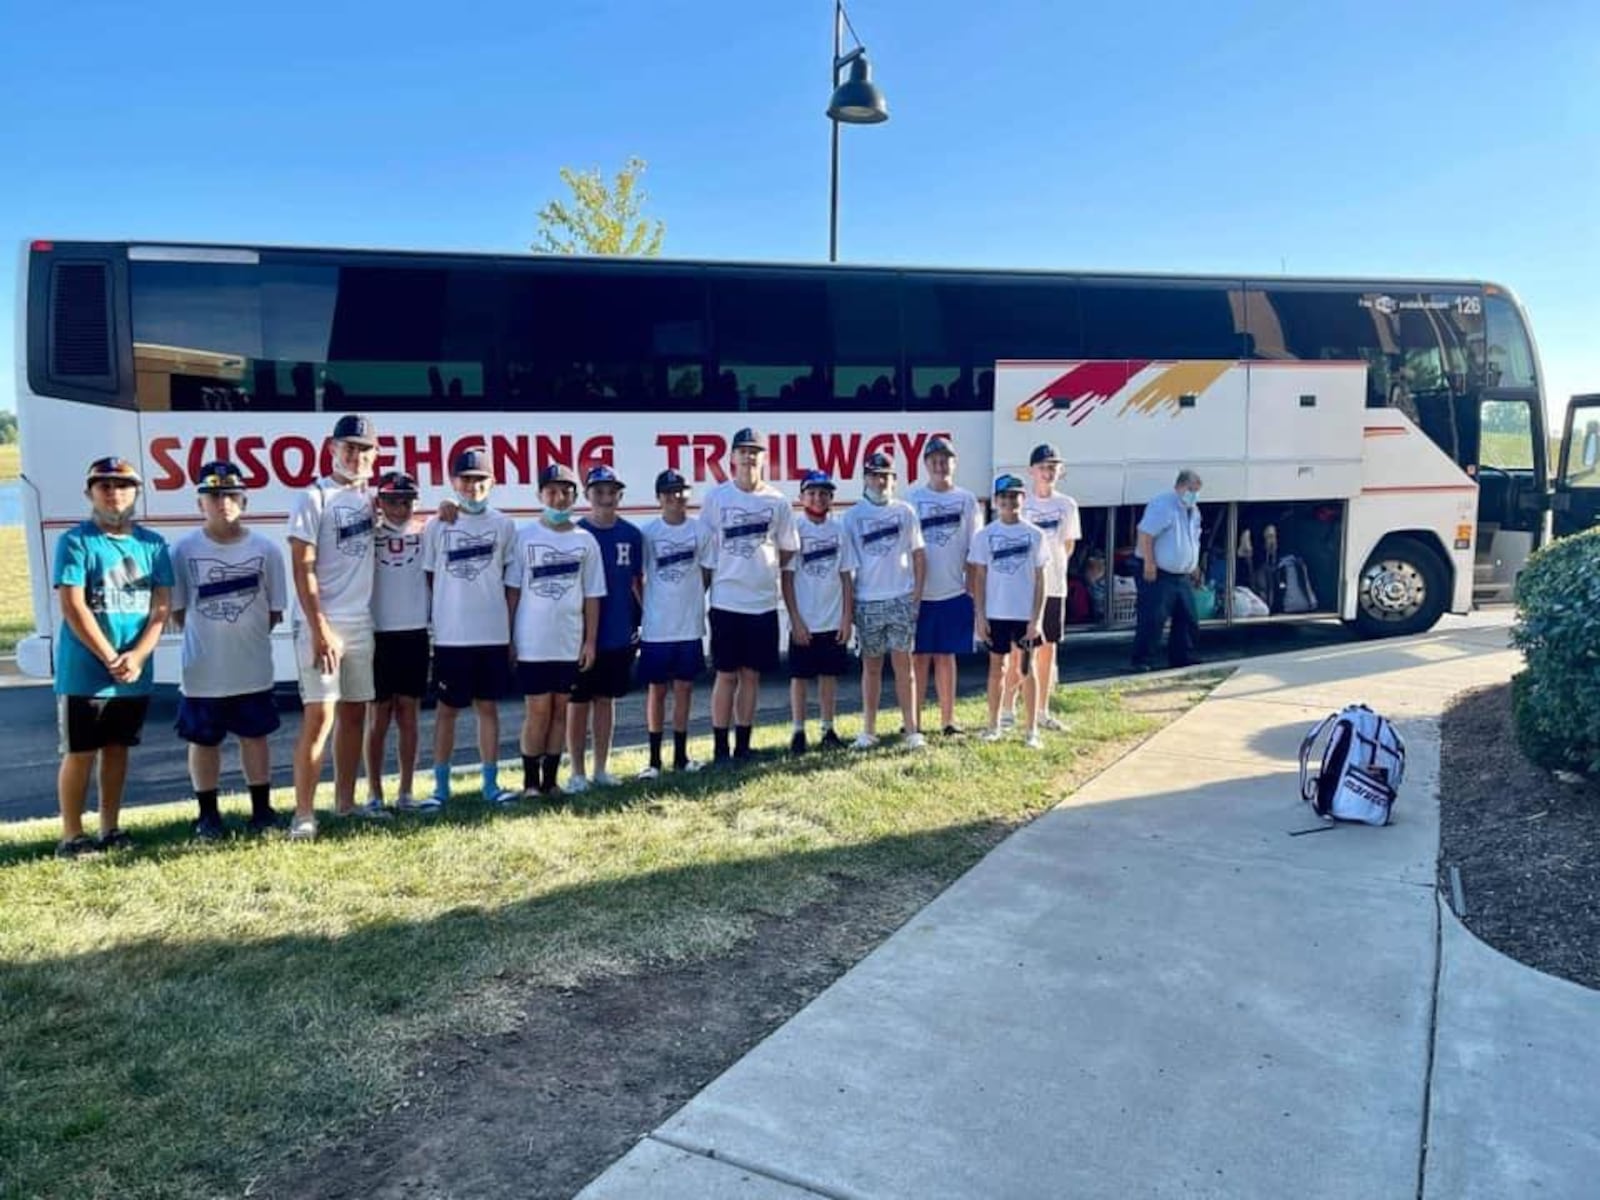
1553;394;1600;538
1471;392;1547;602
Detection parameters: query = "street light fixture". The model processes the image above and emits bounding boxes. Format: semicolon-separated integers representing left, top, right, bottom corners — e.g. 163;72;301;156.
827;0;889;262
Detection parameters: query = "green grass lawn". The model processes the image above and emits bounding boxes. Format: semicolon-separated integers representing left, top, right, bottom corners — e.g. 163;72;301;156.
0;443;18;483
0;679;1210;1200
0;526;36;655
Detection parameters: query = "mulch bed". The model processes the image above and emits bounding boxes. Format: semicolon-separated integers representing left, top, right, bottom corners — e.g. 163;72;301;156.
1438;681;1600;990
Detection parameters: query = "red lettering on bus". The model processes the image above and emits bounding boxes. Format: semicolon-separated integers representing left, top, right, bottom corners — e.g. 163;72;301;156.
692;435;727;483
896;432;930;480
491;434;529;484
656;434;690;473
578;435;614;473
373;434;398;477
403;435;444;485
273;437;318;488
149;437;185;490
186;437;212;485
235;436;269;488
535;435;573;473
811;433;861;481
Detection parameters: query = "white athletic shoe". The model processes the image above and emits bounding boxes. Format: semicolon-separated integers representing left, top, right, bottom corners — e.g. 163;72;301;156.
851;732;879;751
1038;714;1068;733
635;765;662;781
903;732;927;750
287;816;318;842
395;793;420;812
1024;731;1044;750
980;728;1005;743
565;774;591;794
679;759;706;773
591;771;621;787
354;798;393;821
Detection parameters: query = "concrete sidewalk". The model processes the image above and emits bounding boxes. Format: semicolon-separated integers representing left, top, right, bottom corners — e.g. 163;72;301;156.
578;615;1600;1199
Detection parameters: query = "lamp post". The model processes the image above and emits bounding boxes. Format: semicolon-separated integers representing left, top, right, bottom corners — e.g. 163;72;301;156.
827;0;889;263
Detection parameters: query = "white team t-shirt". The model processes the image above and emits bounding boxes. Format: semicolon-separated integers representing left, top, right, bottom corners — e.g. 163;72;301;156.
1022;490;1083;598
697;479;799;615
424;508;516;646
640;516;711;644
841;498;924;603
286;477;376;625
170;528;288;698
906;484;982;602
506;522;607;662
968;520;1048;622
373;516;429;633
783;514;858;633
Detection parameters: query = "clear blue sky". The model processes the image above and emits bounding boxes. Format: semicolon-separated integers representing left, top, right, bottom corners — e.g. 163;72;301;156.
4;0;1596;424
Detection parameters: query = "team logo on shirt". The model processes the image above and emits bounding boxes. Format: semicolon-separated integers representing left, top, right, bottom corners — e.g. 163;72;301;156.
526;545;583;600
721;508;772;559
652;538;698;583
86;554;154;616
800;534;841;578
918;500;965;548
334;506;374;558
190;556;264;623
988;532;1034;576
857;516;902;558
378;532;422;568
443;530;497;581
1031;513;1062;532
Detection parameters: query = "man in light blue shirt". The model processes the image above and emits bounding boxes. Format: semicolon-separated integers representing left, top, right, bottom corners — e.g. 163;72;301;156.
1131;469;1204;670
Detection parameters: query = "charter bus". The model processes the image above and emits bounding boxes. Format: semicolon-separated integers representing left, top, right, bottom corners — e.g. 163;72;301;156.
13;239;1557;683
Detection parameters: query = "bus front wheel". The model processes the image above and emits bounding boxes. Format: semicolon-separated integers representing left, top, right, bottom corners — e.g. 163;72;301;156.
1349;537;1448;638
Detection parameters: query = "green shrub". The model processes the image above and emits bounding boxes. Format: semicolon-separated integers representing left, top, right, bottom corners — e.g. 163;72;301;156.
1510;527;1600;774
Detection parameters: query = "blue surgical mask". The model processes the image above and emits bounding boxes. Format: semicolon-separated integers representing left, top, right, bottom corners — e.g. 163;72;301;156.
1180;489;1200;508
863;485;888;505
457;497;488;515
545;507;573;525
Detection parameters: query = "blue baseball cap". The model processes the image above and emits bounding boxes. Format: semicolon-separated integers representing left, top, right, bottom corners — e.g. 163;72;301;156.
1029;443;1062;466
863;450;896;476
450;446;492;478
993;473;1026;495
655;469;690;495
584;464;625;489
799;469;837;492
331;413;377;447
923;436;956;458
196;460;246;494
538;463;579;488
731;427;765;450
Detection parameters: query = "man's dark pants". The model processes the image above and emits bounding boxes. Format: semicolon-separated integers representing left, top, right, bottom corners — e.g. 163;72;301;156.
1131;568;1199;668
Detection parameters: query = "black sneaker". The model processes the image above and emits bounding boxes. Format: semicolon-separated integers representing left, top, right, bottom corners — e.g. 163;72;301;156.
96;828;133;851
192;815;228;843
818;729;846;751
54;834;100;860
942;724;965;738
247;809;283;834
790;729;809;755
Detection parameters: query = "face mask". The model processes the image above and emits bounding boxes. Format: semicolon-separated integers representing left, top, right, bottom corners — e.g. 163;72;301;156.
378;513;409;533
863;485;887;505
457;497;488;515
1180;490;1200;508
545;507;573;525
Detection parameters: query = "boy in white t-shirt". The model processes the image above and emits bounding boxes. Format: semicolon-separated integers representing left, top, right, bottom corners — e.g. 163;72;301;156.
505;464;606;797
170;461;288;839
969;474;1047;747
840;451;926;750
781;470;856;754
906;435;982;737
1008;442;1082;730
636;469;712;778
424;447;518;808
366;470;429;812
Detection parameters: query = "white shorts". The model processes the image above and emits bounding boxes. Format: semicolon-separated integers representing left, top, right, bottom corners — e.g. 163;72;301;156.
296;621;376;704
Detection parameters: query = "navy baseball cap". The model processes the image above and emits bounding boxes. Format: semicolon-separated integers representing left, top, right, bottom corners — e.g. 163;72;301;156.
585;464;625;489
377;470;419;499
863;450;896;476
655;469;690;495
1029;443;1062;466
450;446;492;478
799;469;837;492
731;427;765;450
332;413;377;447
196;460;246;494
85;455;142;485
993;473;1026;495
923;436;956;458
538;463;580;488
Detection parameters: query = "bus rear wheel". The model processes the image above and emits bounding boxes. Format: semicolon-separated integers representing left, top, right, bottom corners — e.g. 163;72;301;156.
1350;537;1448;638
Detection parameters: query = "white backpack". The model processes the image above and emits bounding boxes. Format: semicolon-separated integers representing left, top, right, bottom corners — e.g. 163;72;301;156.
1298;705;1406;826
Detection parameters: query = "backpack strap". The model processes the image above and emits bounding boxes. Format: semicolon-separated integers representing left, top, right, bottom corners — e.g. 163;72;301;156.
1299;712;1339;811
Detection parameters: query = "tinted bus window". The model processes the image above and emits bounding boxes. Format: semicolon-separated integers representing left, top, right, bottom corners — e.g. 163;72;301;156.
1486;294;1537;389
709;272;829;412
1080;280;1244;359
830;274;900;411
502;266;707;411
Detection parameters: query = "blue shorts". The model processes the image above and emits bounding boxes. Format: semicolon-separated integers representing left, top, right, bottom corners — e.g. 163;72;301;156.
636;639;705;685
175;691;282;747
915;593;976;655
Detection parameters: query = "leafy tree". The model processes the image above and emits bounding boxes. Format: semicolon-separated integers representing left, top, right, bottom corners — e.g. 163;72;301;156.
0;412;16;445
533;156;665;256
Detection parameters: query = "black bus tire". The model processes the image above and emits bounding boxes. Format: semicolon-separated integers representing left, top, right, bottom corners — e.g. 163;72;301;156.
1348;537;1449;638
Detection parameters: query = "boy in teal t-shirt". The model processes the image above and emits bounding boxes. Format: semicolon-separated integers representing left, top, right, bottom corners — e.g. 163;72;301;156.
52;456;173;858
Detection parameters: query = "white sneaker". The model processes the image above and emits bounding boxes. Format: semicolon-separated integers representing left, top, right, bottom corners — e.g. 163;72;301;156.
395;793;420;812
980;728;1004;743
592;771;620;787
904;732;927;750
352;799;393;821
679;759;706;773
635;765;662;781
999;708;1017;730
416;793;446;813
851;732;879;751
1024;731;1043;750
287;815;318;841
566;774;591;794
1038;714;1068;733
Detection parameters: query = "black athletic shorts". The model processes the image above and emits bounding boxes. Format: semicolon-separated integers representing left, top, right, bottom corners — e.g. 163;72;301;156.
709;607;780;674
1041;596;1067;644
433;643;510;707
373;628;431;702
58;694;151;755
788;630;850;680
572;645;636;702
515;660;578;698
985;619;1031;656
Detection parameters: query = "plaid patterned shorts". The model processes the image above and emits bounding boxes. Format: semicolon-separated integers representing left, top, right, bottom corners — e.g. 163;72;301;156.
855;595;916;657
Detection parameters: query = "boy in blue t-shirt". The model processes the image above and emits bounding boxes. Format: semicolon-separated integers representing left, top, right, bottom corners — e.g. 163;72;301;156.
52;456;174;857
566;465;643;792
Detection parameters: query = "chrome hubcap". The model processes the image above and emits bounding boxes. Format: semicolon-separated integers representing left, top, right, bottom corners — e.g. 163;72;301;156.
1362;559;1426;621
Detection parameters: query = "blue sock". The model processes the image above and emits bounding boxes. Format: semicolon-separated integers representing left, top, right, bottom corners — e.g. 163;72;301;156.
433;764;451;800
481;763;499;798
